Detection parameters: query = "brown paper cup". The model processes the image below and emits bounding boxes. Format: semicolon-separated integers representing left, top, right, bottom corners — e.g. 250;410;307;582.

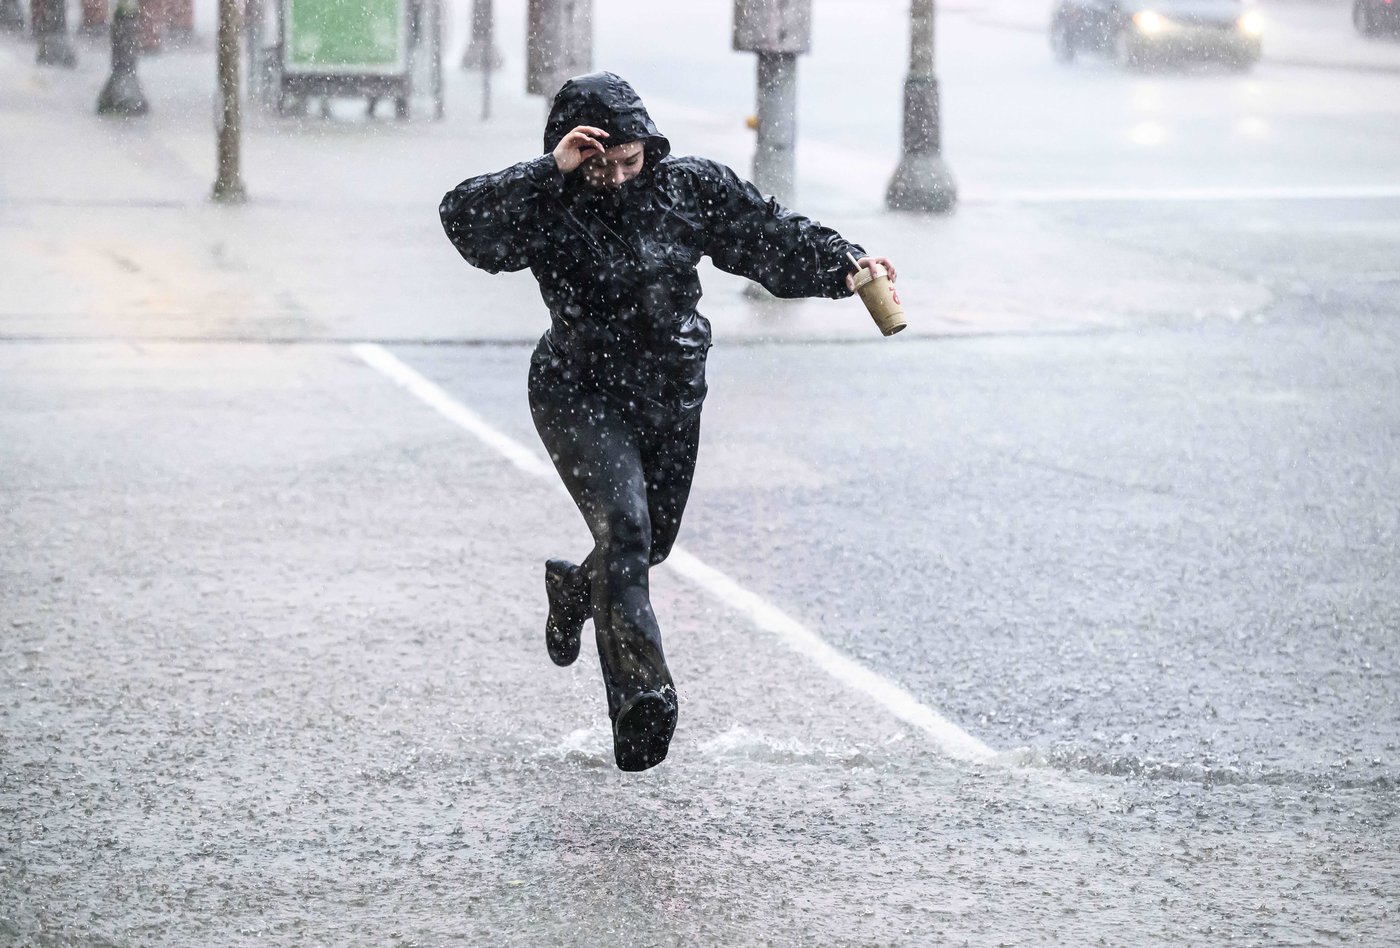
853;265;906;336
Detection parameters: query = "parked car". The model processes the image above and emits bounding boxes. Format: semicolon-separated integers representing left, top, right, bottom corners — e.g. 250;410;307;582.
1051;0;1264;70
1353;0;1400;36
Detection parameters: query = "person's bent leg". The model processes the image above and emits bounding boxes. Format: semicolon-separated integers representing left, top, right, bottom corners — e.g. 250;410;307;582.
529;375;676;739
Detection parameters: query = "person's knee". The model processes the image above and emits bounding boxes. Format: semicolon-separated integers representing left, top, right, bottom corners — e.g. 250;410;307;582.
598;506;651;563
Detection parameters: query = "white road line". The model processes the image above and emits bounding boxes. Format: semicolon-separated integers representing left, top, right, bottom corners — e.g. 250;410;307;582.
352;342;997;765
353;342;555;479
961;185;1400;204
662;549;997;763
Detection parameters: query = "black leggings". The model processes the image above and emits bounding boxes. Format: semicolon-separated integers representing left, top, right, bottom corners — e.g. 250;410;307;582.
528;361;701;720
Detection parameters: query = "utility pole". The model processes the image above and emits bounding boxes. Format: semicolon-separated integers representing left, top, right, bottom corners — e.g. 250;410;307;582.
733;0;811;206
751;50;797;204
461;0;500;120
167;0;193;43
526;0;591;99
0;0;23;34
461;0;502;70
32;0;77;67
481;0;494;120
97;0;149;116
886;0;955;212
138;0;166;53
212;0;245;203
79;0;108;36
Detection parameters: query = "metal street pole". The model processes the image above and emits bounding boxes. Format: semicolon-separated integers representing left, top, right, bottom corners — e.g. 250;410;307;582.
245;0;267;108
137;0;165;53
0;0;23;34
734;1;810;302
461;0;502;70
752;51;797;205
32;0;77;67
167;0;193;42
430;0;445;120
212;0;245;203
526;0;591;99
733;0;811;207
481;0;494;120
886;0;956;213
97;1;149;116
79;0;108;36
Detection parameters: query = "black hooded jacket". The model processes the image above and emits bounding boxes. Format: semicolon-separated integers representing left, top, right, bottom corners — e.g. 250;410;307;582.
440;72;866;421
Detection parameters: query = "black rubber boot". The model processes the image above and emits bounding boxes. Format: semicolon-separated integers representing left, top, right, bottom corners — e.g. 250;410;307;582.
544;559;590;666
613;686;678;772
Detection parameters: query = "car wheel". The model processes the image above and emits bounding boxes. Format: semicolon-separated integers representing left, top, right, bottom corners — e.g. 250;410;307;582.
1051;17;1076;63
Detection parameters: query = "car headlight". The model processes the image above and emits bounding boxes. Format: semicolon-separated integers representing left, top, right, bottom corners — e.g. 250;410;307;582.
1132;10;1169;34
1236;10;1264;36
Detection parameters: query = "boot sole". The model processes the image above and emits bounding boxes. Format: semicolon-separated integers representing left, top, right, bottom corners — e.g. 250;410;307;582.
613;690;678;772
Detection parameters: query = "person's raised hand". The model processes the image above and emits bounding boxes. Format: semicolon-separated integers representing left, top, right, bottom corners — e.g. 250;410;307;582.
845;256;898;292
552;126;610;174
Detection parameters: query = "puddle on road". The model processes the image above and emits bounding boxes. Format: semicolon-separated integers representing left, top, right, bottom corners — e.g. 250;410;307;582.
526;721;909;772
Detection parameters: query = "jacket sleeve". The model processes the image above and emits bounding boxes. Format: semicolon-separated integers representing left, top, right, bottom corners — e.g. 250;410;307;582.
439;154;564;273
690;159;866;299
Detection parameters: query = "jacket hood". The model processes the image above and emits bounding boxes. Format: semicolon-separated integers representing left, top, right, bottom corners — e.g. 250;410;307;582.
543;72;671;167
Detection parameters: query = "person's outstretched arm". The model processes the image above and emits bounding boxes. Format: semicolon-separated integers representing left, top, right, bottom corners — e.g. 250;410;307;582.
687;159;887;299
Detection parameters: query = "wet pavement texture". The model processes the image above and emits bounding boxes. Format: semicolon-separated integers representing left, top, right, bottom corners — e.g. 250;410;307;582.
3;340;1397;946
4;315;1398;946
4;0;1400;943
395;189;1400;789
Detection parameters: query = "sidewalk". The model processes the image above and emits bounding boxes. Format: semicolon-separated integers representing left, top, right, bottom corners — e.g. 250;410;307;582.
0;17;1273;347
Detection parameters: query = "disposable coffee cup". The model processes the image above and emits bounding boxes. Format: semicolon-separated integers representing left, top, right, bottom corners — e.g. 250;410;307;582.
848;253;906;336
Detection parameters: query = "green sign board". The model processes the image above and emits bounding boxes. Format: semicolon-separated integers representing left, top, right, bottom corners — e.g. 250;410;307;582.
282;0;407;75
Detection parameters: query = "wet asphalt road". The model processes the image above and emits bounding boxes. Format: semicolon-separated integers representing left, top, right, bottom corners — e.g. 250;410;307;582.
4;1;1400;944
403;246;1400;785
5;303;1397;945
374;192;1400;941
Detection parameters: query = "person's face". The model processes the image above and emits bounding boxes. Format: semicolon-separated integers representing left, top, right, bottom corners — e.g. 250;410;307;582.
580;140;645;190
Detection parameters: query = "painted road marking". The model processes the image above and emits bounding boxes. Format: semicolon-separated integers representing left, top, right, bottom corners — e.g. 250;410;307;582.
354;343;555;480
962;185;1400;204
352;342;997;765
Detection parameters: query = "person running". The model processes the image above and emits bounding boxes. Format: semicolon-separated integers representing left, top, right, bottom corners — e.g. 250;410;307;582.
440;72;897;772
